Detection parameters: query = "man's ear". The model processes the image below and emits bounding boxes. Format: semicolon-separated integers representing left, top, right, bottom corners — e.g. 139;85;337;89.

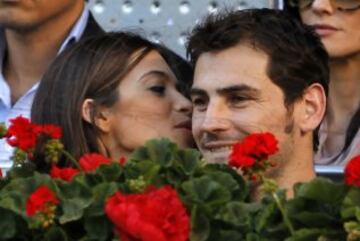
81;99;113;133
298;83;327;133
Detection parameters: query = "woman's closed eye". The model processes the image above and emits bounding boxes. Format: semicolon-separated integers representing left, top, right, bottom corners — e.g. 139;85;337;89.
149;85;166;95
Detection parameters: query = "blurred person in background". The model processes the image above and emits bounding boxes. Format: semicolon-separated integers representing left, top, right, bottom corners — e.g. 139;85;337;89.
285;0;360;166
31;32;194;172
0;0;104;171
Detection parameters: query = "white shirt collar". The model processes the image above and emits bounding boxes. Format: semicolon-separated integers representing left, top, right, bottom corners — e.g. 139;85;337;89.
58;7;90;53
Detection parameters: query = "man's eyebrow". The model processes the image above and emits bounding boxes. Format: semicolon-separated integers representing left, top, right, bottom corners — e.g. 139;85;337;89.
217;84;260;96
190;88;207;96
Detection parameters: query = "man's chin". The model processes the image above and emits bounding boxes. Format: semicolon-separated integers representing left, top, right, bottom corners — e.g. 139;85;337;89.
202;151;230;165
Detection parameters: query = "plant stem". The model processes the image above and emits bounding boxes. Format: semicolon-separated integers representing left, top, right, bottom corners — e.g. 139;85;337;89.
272;192;295;236
61;149;83;171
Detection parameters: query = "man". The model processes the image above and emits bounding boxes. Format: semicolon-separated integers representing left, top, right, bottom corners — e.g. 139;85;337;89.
0;0;104;171
187;9;329;195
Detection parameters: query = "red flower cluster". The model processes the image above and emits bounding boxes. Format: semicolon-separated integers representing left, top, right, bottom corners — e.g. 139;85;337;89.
50;165;79;182
344;155;360;187
5;116;62;152
50;155;125;182
79;153;111;172
229;132;278;179
105;186;190;241
0;168;2;178
26;185;59;217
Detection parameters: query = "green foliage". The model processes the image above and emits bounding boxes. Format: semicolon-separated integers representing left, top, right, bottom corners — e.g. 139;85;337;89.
0;138;359;241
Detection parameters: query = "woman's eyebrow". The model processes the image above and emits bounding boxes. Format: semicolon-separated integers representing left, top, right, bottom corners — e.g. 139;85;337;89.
138;70;168;82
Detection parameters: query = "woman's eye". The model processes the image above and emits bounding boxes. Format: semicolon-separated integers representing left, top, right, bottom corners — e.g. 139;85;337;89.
149;85;165;95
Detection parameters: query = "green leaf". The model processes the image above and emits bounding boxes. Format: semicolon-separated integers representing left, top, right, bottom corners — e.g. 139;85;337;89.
207;171;240;194
44;226;68;241
295;178;348;206
0;207;17;239
124;160;160;181
191;206;210;241
96;162;123;182
291;211;338;227
148;139;176;167
177;148;201;175
57;180;93;224
166;168;186;186
182;176;232;208
85;182;118;217
204;164;249;201
215;202;255;231
215;229;243;241
285;228;323;241
285;228;345;241
246;233;261;241
129;145;148;161
255;202;279;233
341;187;360;220
84;216;112;241
133;139;177;167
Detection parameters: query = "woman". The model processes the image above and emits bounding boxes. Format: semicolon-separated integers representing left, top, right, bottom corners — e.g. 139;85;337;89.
31;32;194;169
286;0;360;166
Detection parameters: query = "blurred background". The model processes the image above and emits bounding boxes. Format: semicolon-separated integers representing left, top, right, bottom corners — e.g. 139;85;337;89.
87;0;284;57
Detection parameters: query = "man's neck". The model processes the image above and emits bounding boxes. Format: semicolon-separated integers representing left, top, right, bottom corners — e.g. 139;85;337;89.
275;156;316;198
262;135;316;199
3;1;84;105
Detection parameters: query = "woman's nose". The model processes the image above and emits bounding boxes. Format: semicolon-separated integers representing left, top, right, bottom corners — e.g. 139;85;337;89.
175;95;193;115
311;0;335;15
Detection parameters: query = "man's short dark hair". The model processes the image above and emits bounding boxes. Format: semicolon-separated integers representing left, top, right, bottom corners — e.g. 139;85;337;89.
187;8;329;107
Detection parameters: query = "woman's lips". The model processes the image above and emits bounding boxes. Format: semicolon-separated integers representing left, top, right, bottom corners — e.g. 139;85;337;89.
312;24;339;37
174;120;192;131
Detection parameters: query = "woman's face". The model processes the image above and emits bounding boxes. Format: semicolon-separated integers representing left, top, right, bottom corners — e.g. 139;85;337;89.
299;0;360;58
107;50;194;156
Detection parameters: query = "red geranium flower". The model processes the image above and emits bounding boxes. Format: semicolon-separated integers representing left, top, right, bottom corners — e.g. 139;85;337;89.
6;116;38;152
119;156;127;166
50;165;79;182
6;117;62;153
26;185;59;216
0;168;2;178
105;185;190;241
229;132;278;169
40;125;62;139
344;155;360;187
79;153;111;172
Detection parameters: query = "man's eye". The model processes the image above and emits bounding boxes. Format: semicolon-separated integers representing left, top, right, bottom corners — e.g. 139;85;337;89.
191;97;207;111
149;86;165;95
229;95;246;104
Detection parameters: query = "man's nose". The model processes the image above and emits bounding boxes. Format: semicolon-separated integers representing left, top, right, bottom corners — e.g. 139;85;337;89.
199;103;232;133
311;0;335;14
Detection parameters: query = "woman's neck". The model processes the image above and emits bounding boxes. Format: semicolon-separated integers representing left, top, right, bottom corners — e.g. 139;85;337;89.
326;53;360;130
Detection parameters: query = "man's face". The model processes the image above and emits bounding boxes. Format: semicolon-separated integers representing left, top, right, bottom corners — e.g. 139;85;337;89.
0;0;82;30
191;43;296;165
